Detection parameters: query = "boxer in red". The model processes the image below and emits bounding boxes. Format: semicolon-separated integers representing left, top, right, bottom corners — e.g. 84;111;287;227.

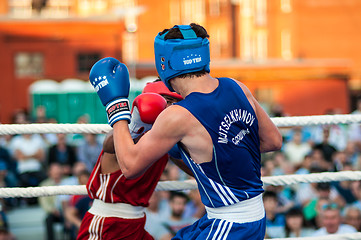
77;81;183;240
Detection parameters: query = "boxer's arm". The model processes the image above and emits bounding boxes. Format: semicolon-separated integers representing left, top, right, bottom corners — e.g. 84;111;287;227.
103;92;166;154
169;156;194;177
254;98;283;152
236;81;282;153
103;130;115;154
102;130;143;154
113;106;186;179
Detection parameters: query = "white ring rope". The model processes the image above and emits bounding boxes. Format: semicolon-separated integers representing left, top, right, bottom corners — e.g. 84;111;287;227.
262;171;361;186
0;123;112;135
268;232;361;240
0;114;359;135
271;114;361;127
1;171;361;198
0;185;87;198
1;115;360;240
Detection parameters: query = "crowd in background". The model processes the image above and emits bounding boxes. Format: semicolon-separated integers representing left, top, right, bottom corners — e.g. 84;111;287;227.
0;98;359;239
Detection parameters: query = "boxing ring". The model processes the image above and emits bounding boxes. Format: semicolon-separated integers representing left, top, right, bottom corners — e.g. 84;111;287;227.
1;114;361;239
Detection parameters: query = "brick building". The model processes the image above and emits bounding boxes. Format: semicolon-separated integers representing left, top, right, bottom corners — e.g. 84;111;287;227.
0;0;359;123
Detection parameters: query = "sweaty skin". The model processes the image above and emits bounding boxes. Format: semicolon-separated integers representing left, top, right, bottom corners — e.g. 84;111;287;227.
113;75;282;179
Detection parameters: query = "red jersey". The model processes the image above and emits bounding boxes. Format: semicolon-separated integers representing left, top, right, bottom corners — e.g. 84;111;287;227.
86;150;168;207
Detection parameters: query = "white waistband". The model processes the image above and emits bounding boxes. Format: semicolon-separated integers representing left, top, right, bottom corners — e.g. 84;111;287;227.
88;199;145;219
205;194;265;224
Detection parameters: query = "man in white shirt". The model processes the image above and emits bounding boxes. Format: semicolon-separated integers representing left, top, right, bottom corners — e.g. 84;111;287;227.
283;128;311;167
313;202;357;236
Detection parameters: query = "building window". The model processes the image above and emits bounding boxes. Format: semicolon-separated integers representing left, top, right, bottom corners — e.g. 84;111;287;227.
181;0;205;25
14;52;44;78
170;0;180;25
42;0;71;18
111;0;135;8
209;0;220;16
77;53;101;73
78;0;108;16
8;0;33;18
255;0;267;26
281;29;292;60
255;29;267;60
9;0;71;18
122;32;138;65
210;27;228;58
281;0;292;13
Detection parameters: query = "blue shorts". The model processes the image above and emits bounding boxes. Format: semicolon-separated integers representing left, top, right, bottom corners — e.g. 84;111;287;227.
172;214;266;240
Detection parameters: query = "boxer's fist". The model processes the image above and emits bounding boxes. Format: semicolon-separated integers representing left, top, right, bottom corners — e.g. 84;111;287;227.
89;57;131;126
129;93;167;138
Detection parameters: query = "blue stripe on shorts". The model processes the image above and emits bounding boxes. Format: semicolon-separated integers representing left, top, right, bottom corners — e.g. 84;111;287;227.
172;214;266;240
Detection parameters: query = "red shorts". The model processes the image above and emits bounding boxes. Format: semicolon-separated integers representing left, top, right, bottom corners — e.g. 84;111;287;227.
77;212;154;240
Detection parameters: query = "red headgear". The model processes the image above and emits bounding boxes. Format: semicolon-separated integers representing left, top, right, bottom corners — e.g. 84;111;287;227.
142;81;183;100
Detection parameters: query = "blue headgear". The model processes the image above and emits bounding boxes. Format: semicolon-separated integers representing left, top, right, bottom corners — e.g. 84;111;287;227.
154;25;210;91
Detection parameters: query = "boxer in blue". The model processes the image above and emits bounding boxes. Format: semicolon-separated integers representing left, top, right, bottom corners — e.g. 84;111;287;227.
89;23;282;239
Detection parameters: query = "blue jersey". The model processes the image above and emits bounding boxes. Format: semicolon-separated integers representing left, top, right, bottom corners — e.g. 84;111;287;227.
175;77;263;208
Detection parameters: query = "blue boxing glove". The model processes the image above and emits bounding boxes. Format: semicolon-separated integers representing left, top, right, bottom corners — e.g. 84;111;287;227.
89;57;131;126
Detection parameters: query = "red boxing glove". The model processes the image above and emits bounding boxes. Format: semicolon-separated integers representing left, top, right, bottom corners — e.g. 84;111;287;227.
129;93;167;139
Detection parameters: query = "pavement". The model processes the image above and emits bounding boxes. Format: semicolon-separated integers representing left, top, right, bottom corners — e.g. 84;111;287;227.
6;203;65;240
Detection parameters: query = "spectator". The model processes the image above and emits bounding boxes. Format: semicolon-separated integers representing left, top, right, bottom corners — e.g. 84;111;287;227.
0;146;17;188
332;151;352;172
332;179;357;205
32;105;57;146
263;190;285;238
314;197;332;228
351;181;361;212
9;130;47;205
344;141;360;169
38;163;66;240
343;206;361;231
303;182;345;226
0;136;14;152
313;127;337;165
65;195;93;240
183;189;205;220
145;191;167;240
158;191;197;240
309;109;348;151
327;124;349;151
10;132;46;188
309;149;331;171
0;162;7;189
56;162;88;219
312;202;357;236
10;108;29;124
265;185;295;216
273;151;294;175
76;134;102;173
283;128;312;168
32;105;48;123
282;207;314;237
348;97;361;150
47;133;77;176
67;114;90;147
295;167;327;207
261;158;277;177
261;152;290;177
295;154;313;175
166;162;182;181
64;170;92;240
